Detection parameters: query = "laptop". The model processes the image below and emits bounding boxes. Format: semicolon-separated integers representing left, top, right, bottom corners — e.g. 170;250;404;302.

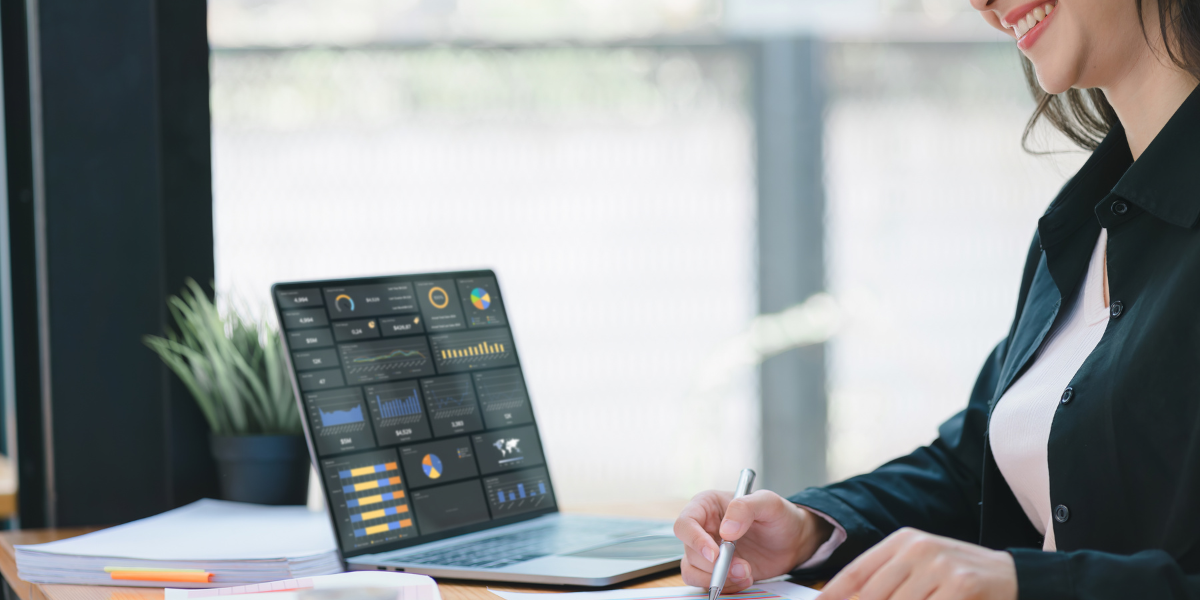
272;270;683;585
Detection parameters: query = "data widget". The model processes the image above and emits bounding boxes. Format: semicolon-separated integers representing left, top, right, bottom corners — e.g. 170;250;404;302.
321;449;418;549
398;436;479;489
456;277;506;328
324;283;418;319
305;388;376;456
414;280;465;332
364;380;433;446
472;425;544;475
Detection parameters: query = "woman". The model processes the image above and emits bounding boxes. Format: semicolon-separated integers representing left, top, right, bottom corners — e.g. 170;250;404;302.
673;0;1200;598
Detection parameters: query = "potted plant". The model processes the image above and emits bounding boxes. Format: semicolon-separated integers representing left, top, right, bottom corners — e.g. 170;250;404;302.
144;279;309;505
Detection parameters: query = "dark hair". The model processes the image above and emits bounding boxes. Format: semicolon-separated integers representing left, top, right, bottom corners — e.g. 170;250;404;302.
1021;0;1200;151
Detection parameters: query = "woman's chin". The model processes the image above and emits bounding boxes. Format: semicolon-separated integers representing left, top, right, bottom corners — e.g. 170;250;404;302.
1031;64;1076;95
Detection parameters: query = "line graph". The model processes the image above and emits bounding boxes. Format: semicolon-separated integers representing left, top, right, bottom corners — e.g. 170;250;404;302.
340;337;435;384
473;368;534;428
352;348;427;364
319;404;364;427
306;388;374;455
420;374;484;435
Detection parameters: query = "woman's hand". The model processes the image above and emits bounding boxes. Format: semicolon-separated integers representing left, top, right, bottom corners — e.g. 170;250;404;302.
673;490;834;593
816;528;1017;600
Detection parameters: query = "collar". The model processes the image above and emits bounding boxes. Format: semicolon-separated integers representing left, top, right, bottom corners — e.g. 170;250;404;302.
1037;124;1130;250
1110;83;1200;228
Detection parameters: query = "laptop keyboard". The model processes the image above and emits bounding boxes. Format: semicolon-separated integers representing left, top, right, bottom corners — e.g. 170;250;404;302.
388;519;658;570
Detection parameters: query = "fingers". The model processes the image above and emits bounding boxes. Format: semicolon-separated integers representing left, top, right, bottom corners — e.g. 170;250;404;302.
718;490;787;541
674;492;726;562
723;557;755;592
682;554;755;593
817;529;911;600
680;555;711;588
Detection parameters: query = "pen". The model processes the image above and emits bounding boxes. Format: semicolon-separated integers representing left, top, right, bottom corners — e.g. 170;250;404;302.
708;468;756;600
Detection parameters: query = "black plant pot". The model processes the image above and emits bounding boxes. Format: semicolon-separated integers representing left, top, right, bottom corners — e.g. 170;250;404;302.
210;434;311;505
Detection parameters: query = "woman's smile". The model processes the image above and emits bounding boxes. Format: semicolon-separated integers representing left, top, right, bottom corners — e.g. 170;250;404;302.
1001;0;1058;49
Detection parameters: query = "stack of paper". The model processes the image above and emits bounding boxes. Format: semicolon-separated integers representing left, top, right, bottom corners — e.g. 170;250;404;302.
16;499;342;587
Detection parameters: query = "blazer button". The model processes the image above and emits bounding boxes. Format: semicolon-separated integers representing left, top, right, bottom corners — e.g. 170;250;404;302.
1110;301;1124;318
1060;387;1073;404
1054;504;1070;523
1111;200;1129;215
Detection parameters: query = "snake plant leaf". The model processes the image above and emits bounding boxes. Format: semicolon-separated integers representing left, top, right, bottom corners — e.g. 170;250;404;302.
143;279;300;436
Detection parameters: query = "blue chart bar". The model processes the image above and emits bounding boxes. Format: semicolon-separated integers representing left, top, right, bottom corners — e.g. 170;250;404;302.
538;483;546;494
378;392;422;418
319;404;364;427
353;520;406;538
518;484;526;498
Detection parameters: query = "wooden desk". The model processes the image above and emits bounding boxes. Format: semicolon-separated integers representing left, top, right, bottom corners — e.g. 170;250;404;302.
0;504;690;600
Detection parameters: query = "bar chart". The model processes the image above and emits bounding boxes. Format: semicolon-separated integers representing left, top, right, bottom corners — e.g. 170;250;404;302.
483;466;555;516
365;381;433;445
321;449;420;549
429;329;517;373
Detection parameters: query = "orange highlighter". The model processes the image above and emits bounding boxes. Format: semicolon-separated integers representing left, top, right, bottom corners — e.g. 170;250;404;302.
105;567;213;583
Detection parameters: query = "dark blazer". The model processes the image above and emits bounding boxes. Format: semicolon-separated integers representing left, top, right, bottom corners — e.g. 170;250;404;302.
788;87;1200;599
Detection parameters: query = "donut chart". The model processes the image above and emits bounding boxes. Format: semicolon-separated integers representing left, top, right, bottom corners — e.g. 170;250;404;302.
470;288;491;311
422;453;443;479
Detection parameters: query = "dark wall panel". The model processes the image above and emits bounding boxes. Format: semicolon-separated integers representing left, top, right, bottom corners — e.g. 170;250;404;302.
6;0;216;526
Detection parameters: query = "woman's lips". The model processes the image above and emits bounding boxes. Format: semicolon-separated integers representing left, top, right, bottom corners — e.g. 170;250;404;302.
1016;2;1058;51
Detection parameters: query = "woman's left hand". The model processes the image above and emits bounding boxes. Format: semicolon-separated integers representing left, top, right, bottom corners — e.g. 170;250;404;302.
815;528;1017;600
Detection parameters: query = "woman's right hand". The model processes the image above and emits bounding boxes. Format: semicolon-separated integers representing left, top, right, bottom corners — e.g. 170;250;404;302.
673;489;834;592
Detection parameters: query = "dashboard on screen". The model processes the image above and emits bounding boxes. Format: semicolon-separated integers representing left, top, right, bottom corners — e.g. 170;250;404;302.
273;271;557;557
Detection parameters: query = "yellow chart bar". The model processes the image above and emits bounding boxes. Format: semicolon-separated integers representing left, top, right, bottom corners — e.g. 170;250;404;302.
353;480;380;492
364;523;390;535
356;494;383;507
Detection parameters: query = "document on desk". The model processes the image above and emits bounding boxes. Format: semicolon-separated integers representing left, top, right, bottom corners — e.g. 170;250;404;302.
488;581;819;600
15;499;341;587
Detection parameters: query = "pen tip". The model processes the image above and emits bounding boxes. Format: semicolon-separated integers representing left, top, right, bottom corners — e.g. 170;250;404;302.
708;588;720;600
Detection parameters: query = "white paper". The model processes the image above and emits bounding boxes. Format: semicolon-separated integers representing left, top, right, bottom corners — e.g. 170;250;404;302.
488;581;819;600
166;571;440;600
16;499;337;561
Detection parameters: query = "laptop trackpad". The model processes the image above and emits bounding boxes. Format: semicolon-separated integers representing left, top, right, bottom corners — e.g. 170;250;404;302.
566;536;684;560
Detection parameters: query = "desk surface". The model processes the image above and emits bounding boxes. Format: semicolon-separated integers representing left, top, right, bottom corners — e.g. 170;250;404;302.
0;503;691;600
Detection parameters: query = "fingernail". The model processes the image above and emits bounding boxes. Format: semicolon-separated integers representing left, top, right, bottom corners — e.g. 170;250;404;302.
731;564;747;579
702;547;714;562
720;520;741;537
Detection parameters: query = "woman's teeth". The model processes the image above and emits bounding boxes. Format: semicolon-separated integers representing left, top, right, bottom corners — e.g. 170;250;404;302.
1015;3;1054;37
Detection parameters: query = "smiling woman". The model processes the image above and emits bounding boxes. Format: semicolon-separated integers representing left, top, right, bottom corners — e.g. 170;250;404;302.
673;0;1200;599
1006;0;1200;151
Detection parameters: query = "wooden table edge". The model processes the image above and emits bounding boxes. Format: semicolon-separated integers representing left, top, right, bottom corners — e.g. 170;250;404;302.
0;529;687;600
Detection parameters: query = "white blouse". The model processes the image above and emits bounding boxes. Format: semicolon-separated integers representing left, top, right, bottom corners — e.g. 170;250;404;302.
989;228;1110;551
799;228;1110;567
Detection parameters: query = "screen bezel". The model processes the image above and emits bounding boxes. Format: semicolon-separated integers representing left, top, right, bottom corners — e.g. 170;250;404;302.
271;269;559;560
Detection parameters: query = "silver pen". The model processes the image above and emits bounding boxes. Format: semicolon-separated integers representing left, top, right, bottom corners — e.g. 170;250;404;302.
708;468;757;600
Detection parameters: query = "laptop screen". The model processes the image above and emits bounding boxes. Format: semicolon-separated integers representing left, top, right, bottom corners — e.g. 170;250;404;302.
272;271;557;558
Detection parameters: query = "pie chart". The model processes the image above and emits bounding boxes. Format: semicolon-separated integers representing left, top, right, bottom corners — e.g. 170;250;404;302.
470;288;491;311
422;454;443;479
